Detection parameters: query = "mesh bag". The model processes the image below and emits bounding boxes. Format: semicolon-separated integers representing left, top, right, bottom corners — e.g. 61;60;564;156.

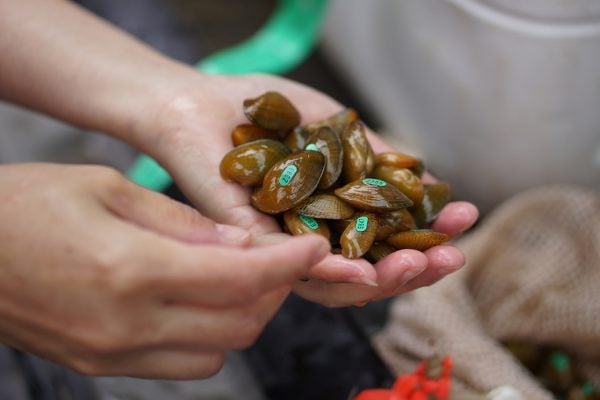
373;185;600;399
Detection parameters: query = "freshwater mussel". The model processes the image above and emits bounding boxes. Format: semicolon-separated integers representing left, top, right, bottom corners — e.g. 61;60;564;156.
220;91;453;259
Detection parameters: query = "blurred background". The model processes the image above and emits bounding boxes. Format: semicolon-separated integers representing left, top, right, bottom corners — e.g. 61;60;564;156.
1;0;599;399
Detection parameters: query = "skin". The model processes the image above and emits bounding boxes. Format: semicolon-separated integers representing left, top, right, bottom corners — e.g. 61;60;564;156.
0;0;478;378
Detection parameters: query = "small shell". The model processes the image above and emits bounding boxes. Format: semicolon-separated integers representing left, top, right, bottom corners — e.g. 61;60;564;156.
334;178;413;212
283;211;330;240
410;182;452;227
283;127;310;152
293;194;355;219
219;139;291;186
365;242;397;263
375;209;417;241
231;124;279;146
340;213;378;259
305;126;344;189
386;229;449;251
243;91;300;131
374;152;422;169
251;150;325;214
303;108;359;134
372;165;424;206
341;120;375;182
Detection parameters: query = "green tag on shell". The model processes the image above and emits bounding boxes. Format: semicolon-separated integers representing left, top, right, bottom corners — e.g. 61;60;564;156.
299;214;319;230
305;143;320;152
279;164;298;186
355;216;369;232
362;178;387;187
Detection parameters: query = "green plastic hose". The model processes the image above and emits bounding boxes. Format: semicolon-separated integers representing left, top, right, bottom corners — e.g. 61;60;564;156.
128;0;329;191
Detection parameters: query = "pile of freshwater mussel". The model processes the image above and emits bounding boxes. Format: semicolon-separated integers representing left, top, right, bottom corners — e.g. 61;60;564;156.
220;91;452;260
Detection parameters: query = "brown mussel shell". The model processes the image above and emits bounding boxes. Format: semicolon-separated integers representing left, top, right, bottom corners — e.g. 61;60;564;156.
293;194;355;220
219;139;291;186
365;242;397;263
305;126;344;189
373;165;425;206
302;108;359;134
374;151;422;169
251;150;325;214
283;127;310;152
243;91;300;131
283;211;330;240
341;120;375;182
386;229;449;251
375;209;417;241
334;178;413;212
410;182;452;227
340;213;378;259
231;123;280;146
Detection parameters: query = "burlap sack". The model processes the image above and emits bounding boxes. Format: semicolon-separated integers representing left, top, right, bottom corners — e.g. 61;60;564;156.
373;185;600;399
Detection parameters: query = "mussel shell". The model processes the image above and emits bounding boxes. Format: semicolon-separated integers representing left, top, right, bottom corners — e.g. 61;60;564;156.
410;182;452;227
283;211;330;240
365;242;397;263
243;91;300;131
375;209;417;241
372;165;424;206
305;126;344;189
334;178;413;212
374;151;422;169
220;139;291;186
341;120;375;182
386;229;449;251
303;108;359;134
293;194;355;219
251;150;325;214
231;124;279;146
340;213;378;259
283;127;310;152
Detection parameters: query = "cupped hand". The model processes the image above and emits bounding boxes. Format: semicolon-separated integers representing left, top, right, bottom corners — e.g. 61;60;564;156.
0;163;329;378
143;73;478;307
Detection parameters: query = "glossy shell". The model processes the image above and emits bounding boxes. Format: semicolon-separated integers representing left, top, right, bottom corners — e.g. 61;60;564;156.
365;242;397;263
283;211;330;240
243;91;300;131
334;178;413;212
340;213;378;259
410;182;452;227
283;127;310;152
305;126;344;189
373;165;424;206
303;108;359;134
341;120;375;182
374;151;422;169
386;229;449;251
231;124;279;146
251;150;325;214
219;139;291;186
293;194;355;219
375;209;417;241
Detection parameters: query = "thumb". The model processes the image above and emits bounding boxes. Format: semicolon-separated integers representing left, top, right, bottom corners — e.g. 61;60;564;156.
101;179;250;246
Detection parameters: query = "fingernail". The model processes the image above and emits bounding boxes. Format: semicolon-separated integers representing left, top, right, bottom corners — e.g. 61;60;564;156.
216;224;251;245
309;237;331;265
399;265;426;285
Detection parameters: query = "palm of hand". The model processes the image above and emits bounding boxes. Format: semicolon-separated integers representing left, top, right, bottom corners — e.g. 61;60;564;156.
153;74;478;307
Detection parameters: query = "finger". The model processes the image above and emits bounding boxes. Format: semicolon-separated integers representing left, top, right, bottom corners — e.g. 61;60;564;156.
102;178;250;245
93;349;226;380
304;254;378;286
144;286;290;351
399;245;465;292
140;233;331;306
292;279;380;308
432;201;479;237
369;249;428;298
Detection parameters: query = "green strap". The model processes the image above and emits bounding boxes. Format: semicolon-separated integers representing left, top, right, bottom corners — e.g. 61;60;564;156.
128;0;329;190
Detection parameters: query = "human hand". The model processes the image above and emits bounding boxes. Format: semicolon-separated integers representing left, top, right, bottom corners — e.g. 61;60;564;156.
0;163;329;378
137;73;477;307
